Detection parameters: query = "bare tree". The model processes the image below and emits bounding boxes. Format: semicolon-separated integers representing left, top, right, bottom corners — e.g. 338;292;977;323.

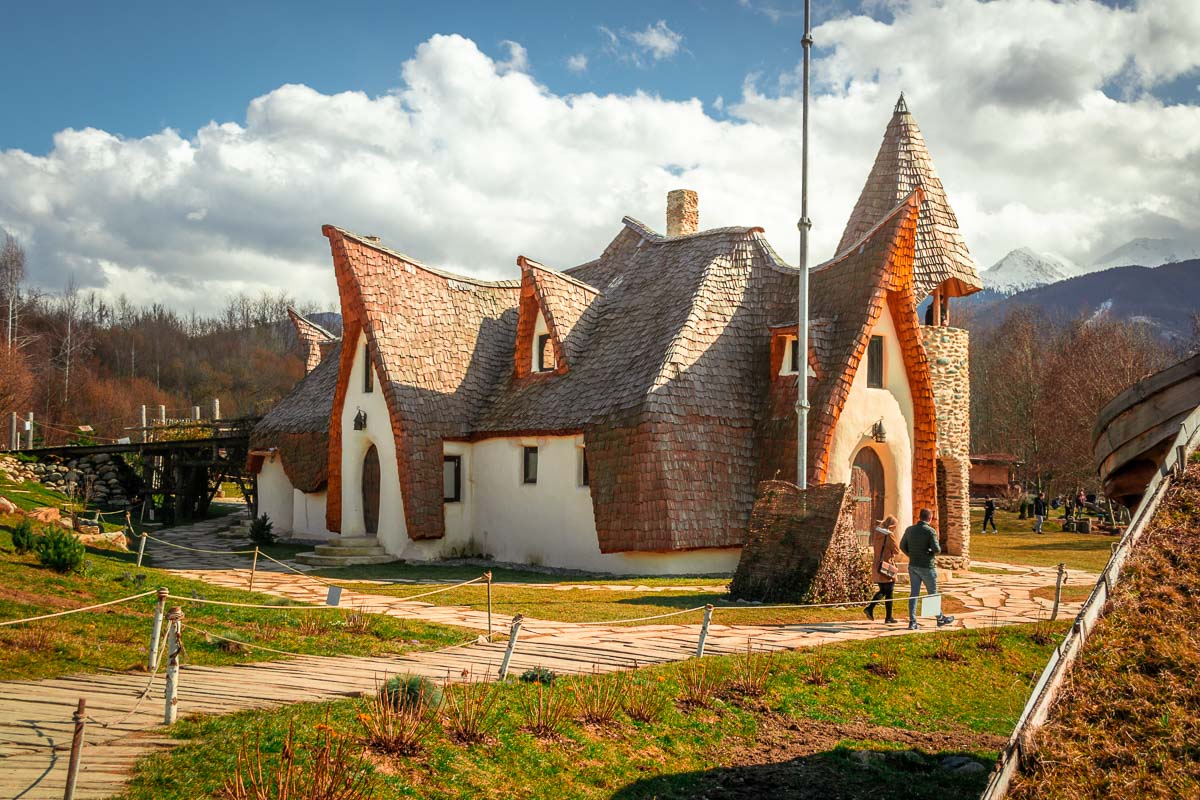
57;276;91;404
1;233;24;352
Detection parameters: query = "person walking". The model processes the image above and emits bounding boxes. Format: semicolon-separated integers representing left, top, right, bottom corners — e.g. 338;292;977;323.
865;515;901;624
900;508;955;630
1033;491;1048;534
981;497;998;533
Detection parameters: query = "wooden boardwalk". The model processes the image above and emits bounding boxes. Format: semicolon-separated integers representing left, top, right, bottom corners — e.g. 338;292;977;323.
0;515;1093;799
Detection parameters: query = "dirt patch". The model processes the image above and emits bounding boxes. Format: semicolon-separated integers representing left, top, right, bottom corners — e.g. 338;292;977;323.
613;713;1003;799
0;584;93;610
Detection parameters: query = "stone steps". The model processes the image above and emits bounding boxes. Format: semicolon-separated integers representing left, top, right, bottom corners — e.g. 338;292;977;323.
293;535;397;567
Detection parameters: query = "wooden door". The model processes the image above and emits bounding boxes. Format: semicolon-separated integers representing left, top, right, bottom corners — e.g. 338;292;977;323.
362;444;380;535
852;448;885;545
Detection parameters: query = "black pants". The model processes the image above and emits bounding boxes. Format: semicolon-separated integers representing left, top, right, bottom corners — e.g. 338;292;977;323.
866;582;895;619
982;511;997;532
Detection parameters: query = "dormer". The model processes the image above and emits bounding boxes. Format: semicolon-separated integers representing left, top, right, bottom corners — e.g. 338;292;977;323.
769;324;819;381
513;255;601;379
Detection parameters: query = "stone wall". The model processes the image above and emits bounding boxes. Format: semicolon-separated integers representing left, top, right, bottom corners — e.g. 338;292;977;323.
730;480;873;603
921;325;971;561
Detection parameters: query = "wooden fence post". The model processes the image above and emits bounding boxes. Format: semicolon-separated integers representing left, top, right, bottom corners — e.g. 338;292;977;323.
1050;563;1066;621
696;605;714;658
148;587;169;670
63;697;86;800
485;571;493;636
212;398;221;421
140;405;148;444
248;547;259;592
191;406;201;422
498;615;523;680
163;607;184;724
25;412;33;449
136;531;148;568
8;411;16;451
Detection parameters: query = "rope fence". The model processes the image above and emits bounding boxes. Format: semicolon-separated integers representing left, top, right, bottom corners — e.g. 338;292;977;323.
0;590;158;627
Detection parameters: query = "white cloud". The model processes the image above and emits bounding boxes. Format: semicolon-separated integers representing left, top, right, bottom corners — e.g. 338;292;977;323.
627;20;684;62
0;3;1198;314
566;53;588;73
496;40;528;73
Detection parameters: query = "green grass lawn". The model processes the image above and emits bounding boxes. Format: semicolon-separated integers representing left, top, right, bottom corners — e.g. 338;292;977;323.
0;515;475;681
120;622;1063;800
969;509;1117;572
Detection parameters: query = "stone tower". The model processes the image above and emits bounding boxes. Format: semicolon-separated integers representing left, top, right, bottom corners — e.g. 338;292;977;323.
839;94;982;564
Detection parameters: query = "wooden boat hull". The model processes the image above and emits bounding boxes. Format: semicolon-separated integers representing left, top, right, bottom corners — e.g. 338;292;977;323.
1093;353;1200;508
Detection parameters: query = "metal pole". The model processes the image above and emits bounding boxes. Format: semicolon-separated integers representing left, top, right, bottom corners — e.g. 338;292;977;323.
163;607;183;724
136;530;148;568
140;405;148;443
25;412;33;449
498;615;523;680
696;604;714;658
248;547;259;592
1051;562;1066;621
191;406;201;422
795;0;813;491
485;571;493;636
158;404;166;425
148;587;168;670
212;398;220;421
63;697;86;800
8;411;16;451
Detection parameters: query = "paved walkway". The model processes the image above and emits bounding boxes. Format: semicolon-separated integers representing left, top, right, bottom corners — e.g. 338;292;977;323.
1;515;1095;799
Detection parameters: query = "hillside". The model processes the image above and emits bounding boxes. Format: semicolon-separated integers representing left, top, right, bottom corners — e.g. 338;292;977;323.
968;260;1200;340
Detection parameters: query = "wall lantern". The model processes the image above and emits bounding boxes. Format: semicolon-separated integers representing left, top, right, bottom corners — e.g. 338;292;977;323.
353;408;368;431
871;419;887;444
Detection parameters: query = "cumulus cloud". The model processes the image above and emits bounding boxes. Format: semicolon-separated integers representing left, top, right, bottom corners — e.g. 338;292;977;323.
627;20;684;61
566;53;588;73
0;2;1198;314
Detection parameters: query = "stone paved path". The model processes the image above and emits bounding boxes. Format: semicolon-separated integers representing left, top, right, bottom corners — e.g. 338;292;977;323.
1;514;1096;799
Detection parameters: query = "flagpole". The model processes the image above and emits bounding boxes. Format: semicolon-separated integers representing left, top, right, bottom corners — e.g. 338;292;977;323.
796;0;812;490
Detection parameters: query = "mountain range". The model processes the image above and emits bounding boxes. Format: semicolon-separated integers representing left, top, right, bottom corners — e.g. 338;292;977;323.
982;237;1200;295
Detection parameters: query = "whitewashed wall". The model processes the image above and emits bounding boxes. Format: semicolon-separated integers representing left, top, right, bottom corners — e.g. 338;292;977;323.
256;456;294;533
827;303;916;526
290;489;331;541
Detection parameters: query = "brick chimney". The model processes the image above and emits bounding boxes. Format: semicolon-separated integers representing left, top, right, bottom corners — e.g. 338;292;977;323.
666;189;698;237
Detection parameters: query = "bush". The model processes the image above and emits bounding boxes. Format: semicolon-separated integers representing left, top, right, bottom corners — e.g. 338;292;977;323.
11;517;37;554
361;679;436;756
34;527;85;573
519;666;557;685
248;514;275;546
382;674;442;712
443;672;502;744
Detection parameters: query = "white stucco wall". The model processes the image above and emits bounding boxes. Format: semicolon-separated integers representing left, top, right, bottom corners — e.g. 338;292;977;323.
339;332;408;550
256;456;294;533
827;303;916;526
291;489;331;541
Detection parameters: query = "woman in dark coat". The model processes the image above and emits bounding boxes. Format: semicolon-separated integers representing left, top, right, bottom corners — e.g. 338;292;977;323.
865;515;902;623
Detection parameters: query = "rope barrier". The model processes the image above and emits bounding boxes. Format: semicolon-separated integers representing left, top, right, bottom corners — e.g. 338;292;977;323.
256;551;339;587
711;592;944;613
0;590;157;627
86;626;169;728
174;596;341;611
142;532;256;555
561;605;709;626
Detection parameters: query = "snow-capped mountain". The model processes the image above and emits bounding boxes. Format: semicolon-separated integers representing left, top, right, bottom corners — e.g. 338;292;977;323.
1091;237;1200;271
982;247;1082;294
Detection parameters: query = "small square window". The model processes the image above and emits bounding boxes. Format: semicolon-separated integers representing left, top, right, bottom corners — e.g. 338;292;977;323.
443;455;462;503
522;446;538;484
363;343;374;393
866;336;884;389
537;334;554;372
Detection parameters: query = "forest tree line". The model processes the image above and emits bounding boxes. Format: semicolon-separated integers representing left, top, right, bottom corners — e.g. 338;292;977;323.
965;303;1198;496
1;233;332;446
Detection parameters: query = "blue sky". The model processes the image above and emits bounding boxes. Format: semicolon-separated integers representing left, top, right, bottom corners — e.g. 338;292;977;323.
1;1;1198;312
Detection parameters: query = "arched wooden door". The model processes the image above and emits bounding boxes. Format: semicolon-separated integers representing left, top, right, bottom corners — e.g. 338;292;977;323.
362;444;381;535
851;448;885;545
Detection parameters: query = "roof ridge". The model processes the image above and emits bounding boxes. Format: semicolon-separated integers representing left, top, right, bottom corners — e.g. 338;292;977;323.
815;190;923;273
322;225;521;288
286;307;339;341
516;255;602;294
621;216;764;244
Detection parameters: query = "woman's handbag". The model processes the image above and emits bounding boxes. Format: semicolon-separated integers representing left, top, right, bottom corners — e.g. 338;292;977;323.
874;527;899;580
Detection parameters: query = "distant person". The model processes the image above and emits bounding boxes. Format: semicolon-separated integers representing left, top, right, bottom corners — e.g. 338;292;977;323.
1077;490;1087;512
1034;492;1048;534
865;515;901;624
1018;495;1028;520
924;303;934;326
900;508;955;630
981;498;998;533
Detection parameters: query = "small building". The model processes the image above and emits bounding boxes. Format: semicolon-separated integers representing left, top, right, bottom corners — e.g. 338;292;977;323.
250;95;982;573
970;453;1021;498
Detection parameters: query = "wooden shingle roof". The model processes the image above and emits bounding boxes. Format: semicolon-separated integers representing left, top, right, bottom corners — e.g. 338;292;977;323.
836;94;982;302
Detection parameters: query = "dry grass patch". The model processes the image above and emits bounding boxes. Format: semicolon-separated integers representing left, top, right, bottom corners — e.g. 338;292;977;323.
441;671;501;745
223;718;375;800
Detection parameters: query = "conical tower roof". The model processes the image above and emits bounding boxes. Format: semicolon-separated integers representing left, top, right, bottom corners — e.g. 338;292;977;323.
836;94;982;302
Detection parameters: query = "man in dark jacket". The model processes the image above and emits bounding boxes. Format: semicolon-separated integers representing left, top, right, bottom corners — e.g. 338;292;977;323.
982;498;997;533
900;508;955;630
1033;492;1048;534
